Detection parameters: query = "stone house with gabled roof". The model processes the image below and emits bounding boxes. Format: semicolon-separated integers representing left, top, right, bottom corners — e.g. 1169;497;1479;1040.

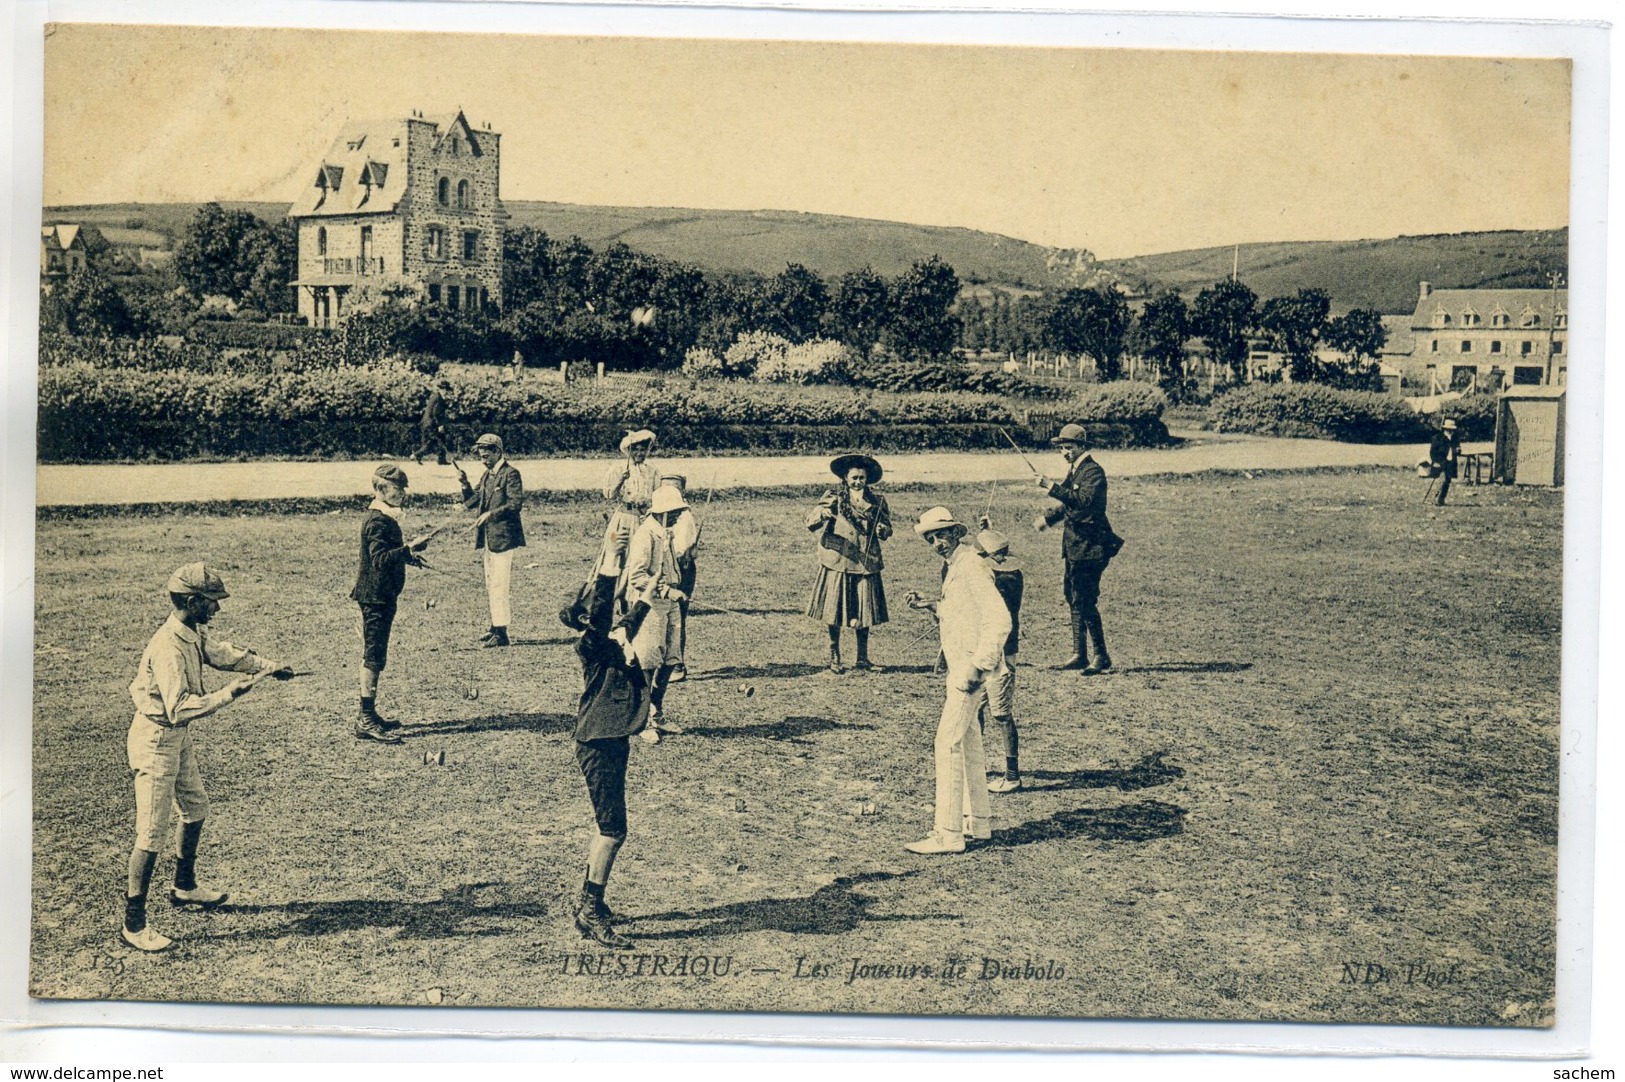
40;224;88;287
1409;280;1567;391
289;109;506;328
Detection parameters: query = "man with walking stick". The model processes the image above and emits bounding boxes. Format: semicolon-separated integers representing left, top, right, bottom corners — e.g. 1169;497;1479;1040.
1032;424;1122;675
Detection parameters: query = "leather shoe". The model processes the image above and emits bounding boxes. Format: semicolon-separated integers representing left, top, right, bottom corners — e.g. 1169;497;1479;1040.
988;776;1022;794
905;832;966;855
1053;654;1088;671
574;902;633;950
1082;658;1114;675
169;886;229;908
639;727;661;745
355;716;403;745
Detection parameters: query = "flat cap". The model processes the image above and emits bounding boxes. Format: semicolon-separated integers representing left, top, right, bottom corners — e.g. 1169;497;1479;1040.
473;432;504;451
1050;423;1089;446
166;562;229;599
373;464;409;488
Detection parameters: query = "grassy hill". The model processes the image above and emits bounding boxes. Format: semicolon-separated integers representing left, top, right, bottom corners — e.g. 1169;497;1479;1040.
1101;229;1569;313
44;200;1566;312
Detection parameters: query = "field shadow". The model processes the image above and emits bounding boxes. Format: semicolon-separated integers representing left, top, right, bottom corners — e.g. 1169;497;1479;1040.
506;635;576;648
1020;752;1185;793
691;662;829;681
1117;661;1253;675
400;711;575;738
209;882;547;941
691;607;801;617
682;714;876;743
630;870;954;940
991;799;1186;849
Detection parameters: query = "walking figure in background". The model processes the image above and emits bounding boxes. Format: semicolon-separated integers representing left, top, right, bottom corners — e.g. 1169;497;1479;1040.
351;464;432;745
661;473;701;681
458;432;525;648
622;485;691;744
806;453;892;674
560;584;657;950
1429;418;1461;506
412;377;452;466
904;508;1010;855
1034;424;1122;675
122;564;292;951
592;429;661;625
975;518;1025;793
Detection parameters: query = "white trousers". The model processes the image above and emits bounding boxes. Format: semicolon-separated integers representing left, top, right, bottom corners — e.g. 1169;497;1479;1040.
483;547;515;628
934;683;992;837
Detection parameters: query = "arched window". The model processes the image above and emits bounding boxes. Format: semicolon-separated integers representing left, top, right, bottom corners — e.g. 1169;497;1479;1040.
317;227;327;256
457;179;470;209
437;177;450;206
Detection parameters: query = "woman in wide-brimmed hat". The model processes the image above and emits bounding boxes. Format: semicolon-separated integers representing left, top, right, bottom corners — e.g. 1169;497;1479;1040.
806;453;892;673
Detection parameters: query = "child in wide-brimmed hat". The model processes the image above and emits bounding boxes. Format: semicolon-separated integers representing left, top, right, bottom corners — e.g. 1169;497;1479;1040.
591;429;662;621
805;453;892;673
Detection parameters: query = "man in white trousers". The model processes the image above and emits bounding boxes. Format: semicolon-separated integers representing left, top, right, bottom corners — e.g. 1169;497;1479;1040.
458;432;525;648
905;507;1012;855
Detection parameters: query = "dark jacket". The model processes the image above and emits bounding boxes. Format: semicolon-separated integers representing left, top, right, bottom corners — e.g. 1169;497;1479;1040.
350;508;419;604
808;491;892;574
461;461;526;553
992;566;1024;656
1429;431;1460;479
420;390;446;432
574;602;652;742
1043;454;1120;564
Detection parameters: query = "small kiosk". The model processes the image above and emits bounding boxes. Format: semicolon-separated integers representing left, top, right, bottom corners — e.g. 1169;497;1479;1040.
1493;386;1566;487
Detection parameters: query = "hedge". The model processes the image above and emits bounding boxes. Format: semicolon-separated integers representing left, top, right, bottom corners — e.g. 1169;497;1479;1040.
39;364;1170;462
185;321;322;350
1206;384;1431;443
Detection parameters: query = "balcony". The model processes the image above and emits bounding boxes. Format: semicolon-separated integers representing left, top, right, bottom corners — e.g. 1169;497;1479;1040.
322;257;386;276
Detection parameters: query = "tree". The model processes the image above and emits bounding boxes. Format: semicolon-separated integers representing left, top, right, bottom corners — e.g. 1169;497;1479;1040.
1325;307;1388;367
882;256;961;360
826;266;890;356
1044;285;1132;380
41;268;135;337
1258;288;1331;383
239;218;297;314
1190;278;1258;383
173;202;295;311
757;263;828;344
1131;288;1191;397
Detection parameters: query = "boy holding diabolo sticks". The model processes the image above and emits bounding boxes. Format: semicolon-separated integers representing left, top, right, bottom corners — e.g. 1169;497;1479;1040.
122;564;293;951
976;517;1025;793
351;464;435;745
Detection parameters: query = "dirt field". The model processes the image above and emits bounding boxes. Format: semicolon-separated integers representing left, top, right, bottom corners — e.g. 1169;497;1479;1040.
29;469;1561;1025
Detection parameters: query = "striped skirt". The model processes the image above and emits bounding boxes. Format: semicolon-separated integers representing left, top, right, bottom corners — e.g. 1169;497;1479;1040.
806;569;888;628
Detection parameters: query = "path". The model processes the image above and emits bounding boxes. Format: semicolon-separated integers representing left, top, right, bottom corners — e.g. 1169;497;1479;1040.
35;431;1482;507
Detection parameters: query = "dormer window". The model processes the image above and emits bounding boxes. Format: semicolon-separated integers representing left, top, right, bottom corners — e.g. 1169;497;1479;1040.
1491;307;1510;327
1460;308;1479;327
1432;307;1451;328
347;136;366;151
1522;307;1541;327
1555;311;1567;328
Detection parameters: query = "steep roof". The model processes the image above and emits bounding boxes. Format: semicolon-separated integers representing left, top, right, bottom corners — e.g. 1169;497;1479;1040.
1409;287;1567;331
40;223;82;250
289;116;412;219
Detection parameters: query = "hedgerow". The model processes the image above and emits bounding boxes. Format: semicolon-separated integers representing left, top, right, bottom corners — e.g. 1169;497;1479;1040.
1206;383;1430;443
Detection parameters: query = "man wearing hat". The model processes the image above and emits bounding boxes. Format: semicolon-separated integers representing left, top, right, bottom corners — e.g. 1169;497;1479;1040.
661;473;701;681
1428;418;1461;507
122;564;292;951
593;430;662;622
458;433;526;647
412;377;453;466
620;485;691;743
905;508;1010;855
351;464;434;744
1033;423;1122;675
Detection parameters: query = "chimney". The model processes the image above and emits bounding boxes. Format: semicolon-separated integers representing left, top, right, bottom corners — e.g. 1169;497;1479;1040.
1419;281;1432;301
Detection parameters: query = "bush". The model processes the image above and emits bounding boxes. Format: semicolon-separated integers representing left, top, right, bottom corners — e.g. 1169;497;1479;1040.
1207;383;1429;443
755;339;849;384
38;363;1172;461
1438;392;1498;441
185;321;319;351
680;347;724;380
722;331;789;379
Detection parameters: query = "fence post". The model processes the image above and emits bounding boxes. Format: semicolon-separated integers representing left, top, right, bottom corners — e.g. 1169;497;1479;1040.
560;361;569;383
596;361;606;382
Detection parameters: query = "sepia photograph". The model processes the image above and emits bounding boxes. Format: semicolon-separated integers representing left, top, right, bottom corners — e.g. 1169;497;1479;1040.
18;10;1592;1039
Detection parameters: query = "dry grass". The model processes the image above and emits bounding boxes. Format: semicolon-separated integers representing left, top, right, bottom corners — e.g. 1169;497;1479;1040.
30;469;1560;1024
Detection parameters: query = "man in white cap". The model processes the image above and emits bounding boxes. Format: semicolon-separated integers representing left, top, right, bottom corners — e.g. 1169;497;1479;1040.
458;432;525;647
660;473;701;681
621;484;690;744
122;564;292;951
904;508;1010;854
591;429;661;623
1428;418;1461;507
1034;423;1121;675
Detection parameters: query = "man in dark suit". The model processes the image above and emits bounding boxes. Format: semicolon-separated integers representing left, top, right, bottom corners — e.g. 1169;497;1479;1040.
458;432;525;648
351;464;432;743
1033;424;1121;675
1428;418;1461;506
412;378;452;466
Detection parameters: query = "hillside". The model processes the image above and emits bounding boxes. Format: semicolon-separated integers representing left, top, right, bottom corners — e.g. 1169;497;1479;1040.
1101;229;1569;313
44;200;1566;312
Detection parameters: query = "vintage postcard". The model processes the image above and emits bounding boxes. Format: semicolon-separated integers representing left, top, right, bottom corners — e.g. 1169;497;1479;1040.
22;13;1589;1039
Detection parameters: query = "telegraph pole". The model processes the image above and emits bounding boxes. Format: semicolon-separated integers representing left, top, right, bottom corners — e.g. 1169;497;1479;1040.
1545;271;1564;385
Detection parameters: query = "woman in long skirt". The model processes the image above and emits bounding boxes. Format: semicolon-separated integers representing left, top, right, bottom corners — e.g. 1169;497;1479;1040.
806;453;892;673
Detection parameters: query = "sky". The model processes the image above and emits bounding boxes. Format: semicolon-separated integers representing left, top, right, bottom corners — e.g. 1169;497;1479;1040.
42;22;1572;259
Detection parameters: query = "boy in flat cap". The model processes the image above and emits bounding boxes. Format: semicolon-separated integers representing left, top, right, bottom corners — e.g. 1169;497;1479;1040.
560;584;657;949
975;518;1025;793
458;433;526;647
351;464;434;744
591;429;661;623
122;564;292;951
